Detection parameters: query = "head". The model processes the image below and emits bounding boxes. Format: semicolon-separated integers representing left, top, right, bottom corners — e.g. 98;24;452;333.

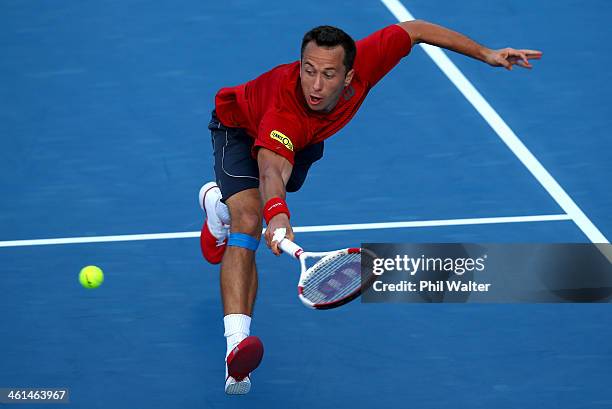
300;26;356;112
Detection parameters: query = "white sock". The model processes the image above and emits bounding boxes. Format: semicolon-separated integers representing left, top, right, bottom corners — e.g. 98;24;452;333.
223;314;251;359
216;201;231;225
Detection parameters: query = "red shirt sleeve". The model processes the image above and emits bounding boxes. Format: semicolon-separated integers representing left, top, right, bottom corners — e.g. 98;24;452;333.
354;24;412;88
253;110;306;165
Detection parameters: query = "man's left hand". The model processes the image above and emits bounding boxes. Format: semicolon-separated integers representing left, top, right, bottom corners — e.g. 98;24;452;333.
485;48;542;70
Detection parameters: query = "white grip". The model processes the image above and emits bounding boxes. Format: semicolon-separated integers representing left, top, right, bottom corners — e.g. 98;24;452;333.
273;228;303;259
279;238;303;259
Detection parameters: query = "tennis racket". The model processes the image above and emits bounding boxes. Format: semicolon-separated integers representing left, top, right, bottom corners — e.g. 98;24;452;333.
272;228;376;309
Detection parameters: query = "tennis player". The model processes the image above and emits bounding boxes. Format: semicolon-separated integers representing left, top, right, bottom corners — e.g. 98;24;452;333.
198;20;542;394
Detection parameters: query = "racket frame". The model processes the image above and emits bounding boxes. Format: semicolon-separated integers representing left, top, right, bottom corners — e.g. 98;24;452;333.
277;234;364;309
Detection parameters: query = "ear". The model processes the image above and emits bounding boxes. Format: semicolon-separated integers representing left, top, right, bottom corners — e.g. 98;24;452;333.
344;68;355;87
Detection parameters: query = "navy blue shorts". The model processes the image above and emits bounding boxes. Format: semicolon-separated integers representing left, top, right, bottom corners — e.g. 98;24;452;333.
208;111;324;202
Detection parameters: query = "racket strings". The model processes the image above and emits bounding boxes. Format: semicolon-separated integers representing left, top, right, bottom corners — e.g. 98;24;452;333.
302;252;362;304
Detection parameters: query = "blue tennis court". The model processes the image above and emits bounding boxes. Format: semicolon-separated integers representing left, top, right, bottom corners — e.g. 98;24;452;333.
1;0;610;407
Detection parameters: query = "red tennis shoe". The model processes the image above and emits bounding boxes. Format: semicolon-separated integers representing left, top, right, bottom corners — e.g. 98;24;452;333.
198;182;229;264
225;336;264;394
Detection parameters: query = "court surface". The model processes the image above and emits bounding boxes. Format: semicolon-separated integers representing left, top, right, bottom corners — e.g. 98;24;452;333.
1;1;611;407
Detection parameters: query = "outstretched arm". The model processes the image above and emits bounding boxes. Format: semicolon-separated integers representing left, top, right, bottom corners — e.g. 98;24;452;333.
398;20;542;70
257;148;294;255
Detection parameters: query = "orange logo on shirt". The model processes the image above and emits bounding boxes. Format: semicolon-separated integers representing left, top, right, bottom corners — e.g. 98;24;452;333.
270;130;294;151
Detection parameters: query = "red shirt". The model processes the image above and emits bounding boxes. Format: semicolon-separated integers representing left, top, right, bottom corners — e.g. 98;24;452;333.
215;24;412;164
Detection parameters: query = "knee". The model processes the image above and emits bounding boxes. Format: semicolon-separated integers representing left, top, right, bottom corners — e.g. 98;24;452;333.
230;207;262;237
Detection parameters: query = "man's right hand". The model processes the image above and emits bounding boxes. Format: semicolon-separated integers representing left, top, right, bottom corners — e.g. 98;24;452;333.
264;213;294;256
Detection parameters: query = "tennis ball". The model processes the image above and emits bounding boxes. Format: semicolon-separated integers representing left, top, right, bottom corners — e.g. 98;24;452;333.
79;265;104;289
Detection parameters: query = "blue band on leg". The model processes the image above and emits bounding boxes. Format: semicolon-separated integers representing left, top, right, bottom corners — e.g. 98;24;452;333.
227;233;260;251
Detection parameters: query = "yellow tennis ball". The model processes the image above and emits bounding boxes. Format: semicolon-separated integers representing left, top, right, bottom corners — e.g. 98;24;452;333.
79;265;104;289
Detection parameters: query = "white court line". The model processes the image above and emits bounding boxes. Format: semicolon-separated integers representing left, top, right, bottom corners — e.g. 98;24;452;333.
0;214;571;247
380;0;609;244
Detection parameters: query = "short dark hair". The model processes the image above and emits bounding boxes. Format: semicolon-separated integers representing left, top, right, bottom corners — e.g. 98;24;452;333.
301;26;356;72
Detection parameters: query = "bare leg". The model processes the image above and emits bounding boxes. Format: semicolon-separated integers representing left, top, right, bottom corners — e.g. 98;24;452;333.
221;188;262;316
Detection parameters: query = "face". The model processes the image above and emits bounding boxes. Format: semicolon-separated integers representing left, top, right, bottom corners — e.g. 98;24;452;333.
300;41;354;112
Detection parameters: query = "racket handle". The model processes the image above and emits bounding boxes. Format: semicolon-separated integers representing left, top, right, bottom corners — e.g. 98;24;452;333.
279;238;303;259
273;228;304;259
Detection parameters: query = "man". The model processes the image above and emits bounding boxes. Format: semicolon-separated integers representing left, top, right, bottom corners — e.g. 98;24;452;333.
199;20;541;394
